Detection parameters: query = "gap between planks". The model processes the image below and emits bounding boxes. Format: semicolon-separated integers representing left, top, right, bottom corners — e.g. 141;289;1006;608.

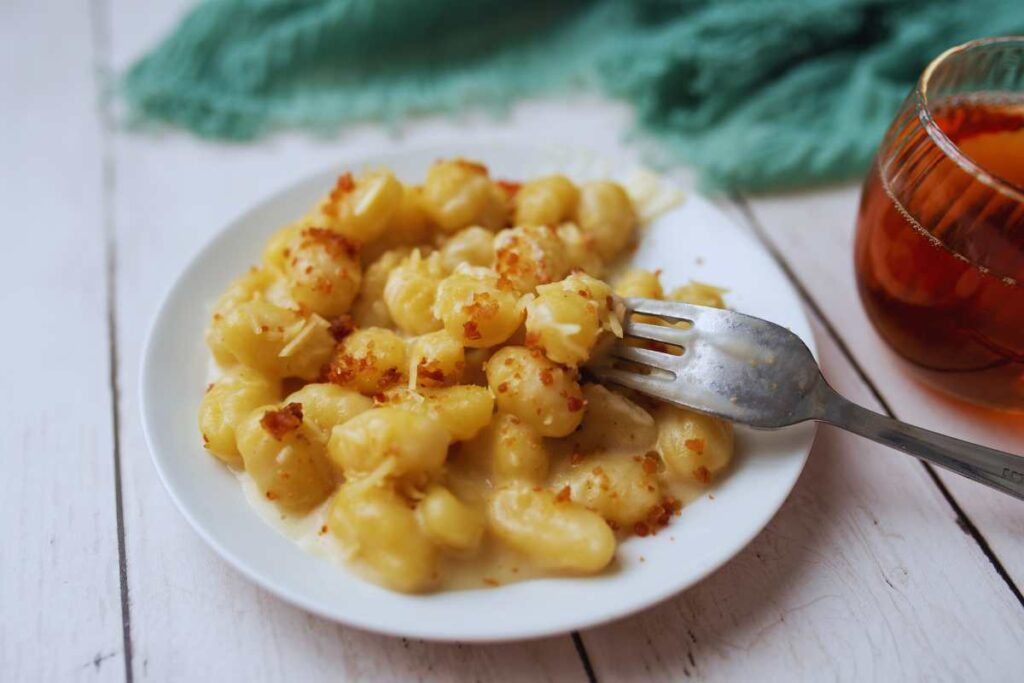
88;0;134;680
731;195;1024;610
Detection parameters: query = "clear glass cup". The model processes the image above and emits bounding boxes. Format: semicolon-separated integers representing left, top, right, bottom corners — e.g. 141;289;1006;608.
854;36;1024;411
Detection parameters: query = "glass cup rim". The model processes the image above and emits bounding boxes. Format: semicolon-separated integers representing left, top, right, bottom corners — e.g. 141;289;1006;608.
916;35;1024;204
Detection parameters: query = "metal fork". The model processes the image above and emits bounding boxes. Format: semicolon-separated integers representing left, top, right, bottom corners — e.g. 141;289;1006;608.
591;298;1024;501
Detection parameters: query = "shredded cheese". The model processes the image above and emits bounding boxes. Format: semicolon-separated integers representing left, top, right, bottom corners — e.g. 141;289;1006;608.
279;314;329;358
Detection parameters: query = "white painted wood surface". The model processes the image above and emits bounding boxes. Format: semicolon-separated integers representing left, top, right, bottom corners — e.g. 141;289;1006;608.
743;189;1024;589
0;1;125;681
3;1;1022;681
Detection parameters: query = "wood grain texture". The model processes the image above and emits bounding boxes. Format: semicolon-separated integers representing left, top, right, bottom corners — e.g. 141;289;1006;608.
582;313;1024;681
0;1;124;680
743;187;1024;589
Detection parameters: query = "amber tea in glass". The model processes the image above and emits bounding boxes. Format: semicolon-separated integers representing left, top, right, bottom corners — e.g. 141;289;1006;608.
855;37;1024;410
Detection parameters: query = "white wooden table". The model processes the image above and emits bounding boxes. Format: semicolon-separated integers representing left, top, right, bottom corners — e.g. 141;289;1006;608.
4;2;1023;680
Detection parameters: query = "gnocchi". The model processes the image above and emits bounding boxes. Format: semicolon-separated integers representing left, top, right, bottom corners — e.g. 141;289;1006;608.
488;483;615;573
558;454;663;529
199;368;279;464
485;346;585;437
200;158;736;594
668;280;728;309
614;268;663;300
493;224;570;292
327;406;449;480
211;299;335;380
421;159;507;232
283;383;373;436
525;272;617;366
322;327;407;395
352;247;412;328
477;413;549;484
380;384;494;441
407;329;465;388
236;403;335;512
416;485;485;552
328;481;437;592
361;184;433;261
655;404;734;483
317;169;404;243
439;226;495;271
433;265;524;348
575;180;637;260
514;174;579;227
383;249;445;335
280;227;362;317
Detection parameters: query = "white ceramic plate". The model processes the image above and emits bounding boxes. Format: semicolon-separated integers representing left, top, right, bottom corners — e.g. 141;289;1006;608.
141;144;816;641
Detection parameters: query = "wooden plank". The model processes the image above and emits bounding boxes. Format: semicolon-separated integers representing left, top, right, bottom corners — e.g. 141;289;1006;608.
582;312;1024;681
0;1;124;680
743;187;1024;588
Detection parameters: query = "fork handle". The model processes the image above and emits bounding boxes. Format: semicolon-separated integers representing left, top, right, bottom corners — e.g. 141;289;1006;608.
818;385;1024;501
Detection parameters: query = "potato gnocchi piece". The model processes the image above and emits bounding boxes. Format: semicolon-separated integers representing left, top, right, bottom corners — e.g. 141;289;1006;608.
439;226;495;271
433;266;524;348
352;247;412;328
559;455;662;529
328;481;437;592
668;281;728;309
280;227;362;317
573;384;656;453
383;249;445;335
211;299;335;380
199;369;279;464
525;272;618;366
614;269;663;300
487;413;549;484
613;268;668;328
262;221;309;275
211;267;277;315
362;184;434;261
514;174;579;226
421;159;507;232
485;346;585;437
493;224;570;293
488;483;615;573
317;170;404;244
283;383;373;437
408;330;465;388
206;268;277;365
574;180;637;260
327;406;449;480
323;327;407;395
555;223;606;277
416;485;485;552
655;404;734;483
236;403;335;512
381;385;494;442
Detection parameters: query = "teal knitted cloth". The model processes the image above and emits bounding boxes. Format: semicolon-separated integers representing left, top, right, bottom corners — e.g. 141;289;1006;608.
122;0;1024;192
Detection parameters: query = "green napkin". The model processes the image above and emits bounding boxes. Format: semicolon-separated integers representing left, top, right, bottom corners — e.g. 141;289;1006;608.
122;0;1024;192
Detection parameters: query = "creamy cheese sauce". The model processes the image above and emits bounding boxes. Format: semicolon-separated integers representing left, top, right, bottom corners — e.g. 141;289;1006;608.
239;440;709;592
